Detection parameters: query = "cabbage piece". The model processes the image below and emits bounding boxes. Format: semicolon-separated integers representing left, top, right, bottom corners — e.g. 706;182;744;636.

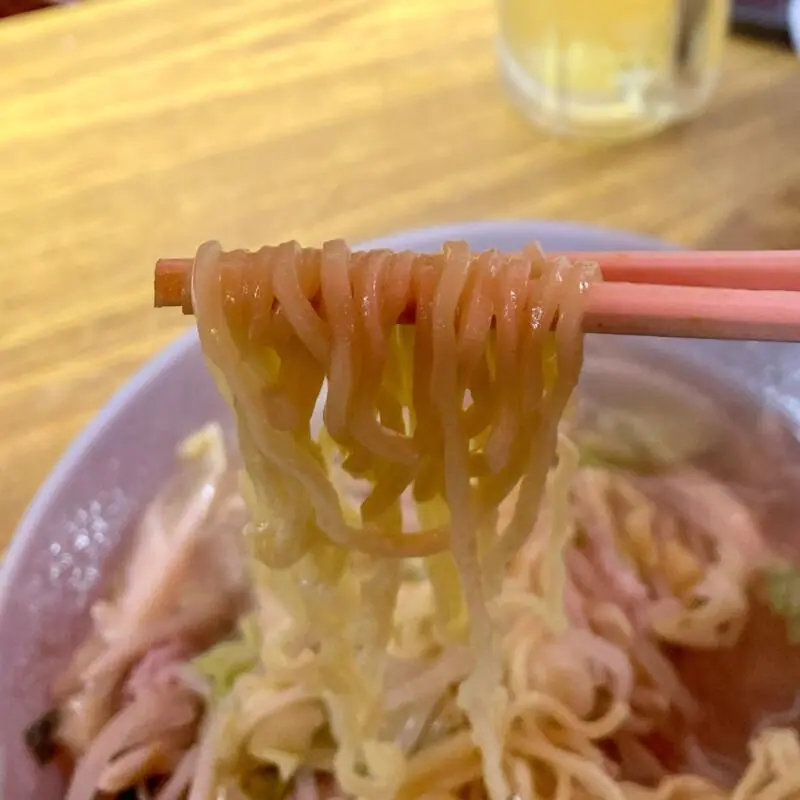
193;616;259;700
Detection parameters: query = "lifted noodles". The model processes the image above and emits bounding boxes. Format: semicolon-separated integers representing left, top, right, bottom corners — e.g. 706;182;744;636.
191;239;597;800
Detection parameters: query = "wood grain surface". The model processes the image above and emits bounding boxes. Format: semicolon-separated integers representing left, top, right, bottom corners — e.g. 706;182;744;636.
2;0;800;549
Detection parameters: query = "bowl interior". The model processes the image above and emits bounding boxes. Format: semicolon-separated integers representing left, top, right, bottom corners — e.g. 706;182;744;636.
4;221;800;798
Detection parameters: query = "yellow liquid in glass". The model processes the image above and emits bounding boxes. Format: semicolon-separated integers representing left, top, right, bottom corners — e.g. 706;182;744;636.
497;0;730;139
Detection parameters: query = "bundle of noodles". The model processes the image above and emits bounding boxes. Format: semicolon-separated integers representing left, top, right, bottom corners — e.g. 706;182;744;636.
28;425;251;799
188;239;598;800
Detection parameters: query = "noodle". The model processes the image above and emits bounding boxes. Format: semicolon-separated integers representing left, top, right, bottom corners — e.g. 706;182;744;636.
188;239;597;800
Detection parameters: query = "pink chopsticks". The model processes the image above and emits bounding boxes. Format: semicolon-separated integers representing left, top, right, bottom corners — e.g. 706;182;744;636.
153;249;800;342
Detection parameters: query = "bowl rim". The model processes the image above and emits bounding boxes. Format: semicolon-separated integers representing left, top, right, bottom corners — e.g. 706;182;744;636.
0;329;198;609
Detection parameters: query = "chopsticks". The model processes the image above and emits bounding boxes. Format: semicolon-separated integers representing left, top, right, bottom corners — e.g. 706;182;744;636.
153;249;800;342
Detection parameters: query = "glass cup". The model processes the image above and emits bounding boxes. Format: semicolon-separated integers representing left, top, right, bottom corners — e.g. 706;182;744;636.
497;0;732;141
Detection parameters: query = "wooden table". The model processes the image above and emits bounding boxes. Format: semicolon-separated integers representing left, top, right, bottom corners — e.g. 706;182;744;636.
2;0;800;548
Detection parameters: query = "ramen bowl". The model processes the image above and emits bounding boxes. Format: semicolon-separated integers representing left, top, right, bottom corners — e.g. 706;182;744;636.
4;220;800;798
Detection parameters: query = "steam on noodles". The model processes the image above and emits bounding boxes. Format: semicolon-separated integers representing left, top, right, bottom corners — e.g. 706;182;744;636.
33;239;800;800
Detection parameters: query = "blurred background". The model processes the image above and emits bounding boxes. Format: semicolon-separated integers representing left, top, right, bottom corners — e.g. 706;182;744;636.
1;0;800;530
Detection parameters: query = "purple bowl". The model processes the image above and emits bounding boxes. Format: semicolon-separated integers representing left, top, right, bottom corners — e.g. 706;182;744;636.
4;220;800;799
